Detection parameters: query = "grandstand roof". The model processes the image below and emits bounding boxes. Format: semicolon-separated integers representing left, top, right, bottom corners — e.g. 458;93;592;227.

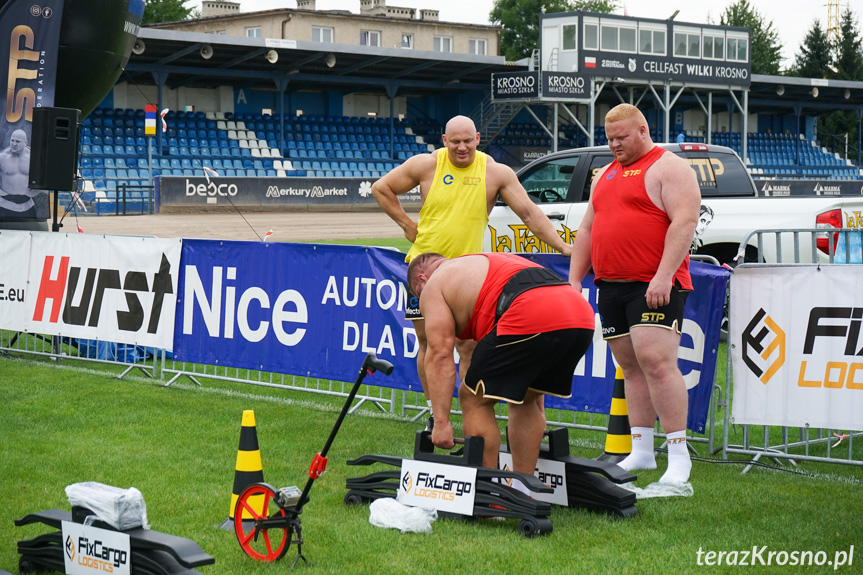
126;28;517;96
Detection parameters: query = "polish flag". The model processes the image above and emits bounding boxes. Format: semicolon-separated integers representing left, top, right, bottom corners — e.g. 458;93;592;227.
585;56;597;68
264;230;274;241
203;166;219;183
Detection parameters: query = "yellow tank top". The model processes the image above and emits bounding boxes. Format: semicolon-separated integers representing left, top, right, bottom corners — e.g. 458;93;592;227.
405;150;488;262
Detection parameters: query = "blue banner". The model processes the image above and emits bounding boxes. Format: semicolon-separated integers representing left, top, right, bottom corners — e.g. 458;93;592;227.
0;0;64;220
173;241;423;391
173;242;729;433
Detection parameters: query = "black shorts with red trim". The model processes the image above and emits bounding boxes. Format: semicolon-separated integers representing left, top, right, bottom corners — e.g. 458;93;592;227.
462;327;594;404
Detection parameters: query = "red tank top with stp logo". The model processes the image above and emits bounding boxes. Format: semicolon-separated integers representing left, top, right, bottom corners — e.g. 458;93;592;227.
590;147;693;290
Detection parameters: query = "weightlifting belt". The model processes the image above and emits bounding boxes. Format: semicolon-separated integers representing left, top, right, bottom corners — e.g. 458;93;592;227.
495;266;569;322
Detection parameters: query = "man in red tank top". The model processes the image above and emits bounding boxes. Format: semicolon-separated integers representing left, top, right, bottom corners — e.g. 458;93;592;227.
570;104;701;484
407;252;594;485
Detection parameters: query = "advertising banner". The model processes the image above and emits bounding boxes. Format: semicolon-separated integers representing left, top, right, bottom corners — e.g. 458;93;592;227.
172;241;423;390
0;230;32;327
541;71;589;99
22;232;181;348
158;176;421;208
62;521;131;575
757;179;863;197
491;71;540;100
397;460;476;515
730;266;863;431
0;0;64;220
172;243;728;433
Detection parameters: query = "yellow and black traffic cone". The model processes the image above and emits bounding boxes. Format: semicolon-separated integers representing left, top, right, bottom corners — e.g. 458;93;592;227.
220;410;265;530
597;367;632;464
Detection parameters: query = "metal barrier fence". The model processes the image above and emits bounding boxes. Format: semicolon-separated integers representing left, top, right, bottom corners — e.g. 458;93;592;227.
722;228;863;472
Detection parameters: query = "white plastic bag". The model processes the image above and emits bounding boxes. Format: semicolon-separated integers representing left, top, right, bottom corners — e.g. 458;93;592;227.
65;482;150;531
368;497;436;533
620;481;694;499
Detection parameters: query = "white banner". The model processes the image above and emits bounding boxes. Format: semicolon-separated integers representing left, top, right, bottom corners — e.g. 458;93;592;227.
498;453;568;506
0;230;32;330
397;460;476;516
730;266;863;431
22;232;181;349
61;521;131;575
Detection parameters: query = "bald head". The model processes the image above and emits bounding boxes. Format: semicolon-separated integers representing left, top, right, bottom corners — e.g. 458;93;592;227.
407;252;446;296
9;129;27;154
442;115;480;168
445;115;477;136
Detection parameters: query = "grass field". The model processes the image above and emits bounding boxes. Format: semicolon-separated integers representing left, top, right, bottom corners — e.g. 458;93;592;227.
2;237;862;574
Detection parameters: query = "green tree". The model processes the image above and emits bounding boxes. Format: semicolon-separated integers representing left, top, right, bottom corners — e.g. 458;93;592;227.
718;0;783;75
821;9;862;162
490;0;618;62
790;20;832;78
831;8;863;81
142;0;197;25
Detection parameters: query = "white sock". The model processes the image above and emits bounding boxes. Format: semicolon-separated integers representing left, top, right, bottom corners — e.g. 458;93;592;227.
426;400;433;417
660;430;692;484
617;427;656;472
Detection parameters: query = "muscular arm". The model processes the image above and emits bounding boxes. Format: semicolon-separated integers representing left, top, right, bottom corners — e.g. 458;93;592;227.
371;153;433;243
569;202;595;291
645;155;701;308
492;162;572;257
419;281;459;449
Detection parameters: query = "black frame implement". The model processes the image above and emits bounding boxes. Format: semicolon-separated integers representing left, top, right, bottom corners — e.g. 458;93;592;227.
233;352;394;567
345;427;638;538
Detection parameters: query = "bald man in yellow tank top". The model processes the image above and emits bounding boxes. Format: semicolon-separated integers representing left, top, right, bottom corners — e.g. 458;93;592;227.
373;115;571;430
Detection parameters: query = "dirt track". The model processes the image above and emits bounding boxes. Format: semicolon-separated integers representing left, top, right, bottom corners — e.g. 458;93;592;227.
70;211;407;242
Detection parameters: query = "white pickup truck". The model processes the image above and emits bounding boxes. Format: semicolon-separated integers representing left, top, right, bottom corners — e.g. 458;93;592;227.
484;143;863;265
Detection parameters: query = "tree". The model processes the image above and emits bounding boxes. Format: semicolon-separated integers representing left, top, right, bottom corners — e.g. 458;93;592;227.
490;0;618;62
831;8;863;81
143;0;197;25
718;0;783;75
790;20;832;78
821;9;862;161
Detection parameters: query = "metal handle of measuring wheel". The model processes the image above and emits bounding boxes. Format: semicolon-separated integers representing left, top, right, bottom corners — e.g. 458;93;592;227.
363;352;394;376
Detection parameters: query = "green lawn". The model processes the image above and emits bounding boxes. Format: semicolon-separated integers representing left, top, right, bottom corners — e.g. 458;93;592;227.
2;352;861;575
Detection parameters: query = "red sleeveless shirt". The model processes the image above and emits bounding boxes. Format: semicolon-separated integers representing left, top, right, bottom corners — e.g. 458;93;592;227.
590;147;693;290
457;253;595;340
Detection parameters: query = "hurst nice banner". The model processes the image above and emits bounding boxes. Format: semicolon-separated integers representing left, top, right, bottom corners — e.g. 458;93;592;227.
730;266;863;431
10;232;181;348
0;0;64;220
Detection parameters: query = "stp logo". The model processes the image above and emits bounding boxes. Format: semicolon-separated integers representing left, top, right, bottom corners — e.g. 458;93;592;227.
742;308;786;384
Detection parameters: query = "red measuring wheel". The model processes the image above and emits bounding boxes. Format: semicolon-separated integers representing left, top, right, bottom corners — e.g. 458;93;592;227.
234;482;290;561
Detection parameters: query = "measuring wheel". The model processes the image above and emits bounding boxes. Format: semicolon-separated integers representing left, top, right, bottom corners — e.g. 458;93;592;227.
234;482;291;562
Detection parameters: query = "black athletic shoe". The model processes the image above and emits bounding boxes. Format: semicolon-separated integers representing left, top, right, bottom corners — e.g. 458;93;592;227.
424;416;434;432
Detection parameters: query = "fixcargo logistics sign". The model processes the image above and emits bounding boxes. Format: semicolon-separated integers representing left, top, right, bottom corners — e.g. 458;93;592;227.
398;459;476;515
731;266;863;431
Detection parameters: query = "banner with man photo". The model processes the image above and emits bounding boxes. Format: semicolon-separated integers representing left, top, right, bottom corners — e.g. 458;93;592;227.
0;0;64;220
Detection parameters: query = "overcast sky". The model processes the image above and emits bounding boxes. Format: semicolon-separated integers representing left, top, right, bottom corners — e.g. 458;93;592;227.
191;0;853;69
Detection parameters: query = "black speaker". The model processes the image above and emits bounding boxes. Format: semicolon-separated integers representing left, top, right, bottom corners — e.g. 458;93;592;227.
29;107;81;191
